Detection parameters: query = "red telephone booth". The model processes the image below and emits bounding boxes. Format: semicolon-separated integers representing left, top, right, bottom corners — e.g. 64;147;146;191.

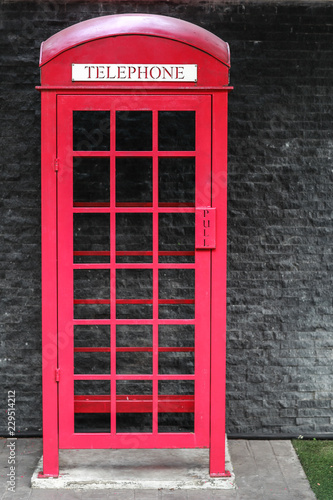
38;13;231;478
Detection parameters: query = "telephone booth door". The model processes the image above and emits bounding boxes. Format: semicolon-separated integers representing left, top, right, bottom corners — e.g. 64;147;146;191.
57;94;212;449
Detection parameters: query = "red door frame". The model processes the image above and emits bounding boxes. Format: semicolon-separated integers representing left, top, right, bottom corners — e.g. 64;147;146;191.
56;93;211;449
40;89;229;478
39;14;231;478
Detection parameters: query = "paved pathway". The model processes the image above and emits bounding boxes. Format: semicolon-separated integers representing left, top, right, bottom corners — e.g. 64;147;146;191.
0;438;315;499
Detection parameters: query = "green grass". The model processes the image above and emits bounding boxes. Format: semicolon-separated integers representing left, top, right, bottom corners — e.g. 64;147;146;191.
292;439;333;500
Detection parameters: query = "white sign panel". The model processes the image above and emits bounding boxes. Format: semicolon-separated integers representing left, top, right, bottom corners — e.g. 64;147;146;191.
72;64;197;82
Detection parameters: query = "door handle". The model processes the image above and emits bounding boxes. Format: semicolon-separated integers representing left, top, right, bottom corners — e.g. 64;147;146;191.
195;207;216;249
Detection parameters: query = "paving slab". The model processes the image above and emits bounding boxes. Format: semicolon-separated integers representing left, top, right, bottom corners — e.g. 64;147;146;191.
0;438;316;499
228;439;316;500
31;444;235;490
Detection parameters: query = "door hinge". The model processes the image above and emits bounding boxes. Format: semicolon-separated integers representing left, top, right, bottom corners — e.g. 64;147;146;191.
54;158;59;172
55;368;60;382
195;207;216;249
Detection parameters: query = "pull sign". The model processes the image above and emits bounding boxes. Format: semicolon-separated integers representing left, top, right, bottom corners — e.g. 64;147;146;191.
72;64;197;82
195;208;216;249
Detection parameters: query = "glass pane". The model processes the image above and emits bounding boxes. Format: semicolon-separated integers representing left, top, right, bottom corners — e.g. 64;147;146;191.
159;269;195;319
73;157;110;206
158;157;195;206
158;352;194;375
116;157;152;206
159;213;195;263
116;352;152;375
75;380;110;395
73;111;110;151
159;325;194;348
74;325;110;348
74;269;110;319
116;381;152;433
116;269;153;319
158;413;194;433
116;324;153;375
74;380;110;433
158;381;194;433
116;111;152;151
158;111;195;151
117;380;152;395
74;351;110;375
75;413;111;433
159;325;195;375
74;213;110;263
116;325;152;348
158;380;194;395
116;213;152;263
116;413;152;433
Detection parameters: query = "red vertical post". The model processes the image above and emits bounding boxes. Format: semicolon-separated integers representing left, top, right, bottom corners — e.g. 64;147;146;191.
210;91;231;477
110;109;116;436
39;91;59;477
152;108;159;436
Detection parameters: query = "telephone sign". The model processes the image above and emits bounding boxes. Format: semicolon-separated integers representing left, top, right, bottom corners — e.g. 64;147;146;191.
72;64;198;81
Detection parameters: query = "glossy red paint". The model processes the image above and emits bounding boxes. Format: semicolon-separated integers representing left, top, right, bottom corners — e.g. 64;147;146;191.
39;13;231;478
74;394;195;414
40;14;230;67
39;14;229;89
57;93;211;451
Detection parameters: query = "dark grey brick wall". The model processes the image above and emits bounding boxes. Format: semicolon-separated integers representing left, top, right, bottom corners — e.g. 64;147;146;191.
0;0;332;436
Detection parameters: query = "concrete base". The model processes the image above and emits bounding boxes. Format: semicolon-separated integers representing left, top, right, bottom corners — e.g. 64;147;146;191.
31;443;235;490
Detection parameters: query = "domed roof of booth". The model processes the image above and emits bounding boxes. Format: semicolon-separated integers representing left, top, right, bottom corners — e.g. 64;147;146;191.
39;13;230;67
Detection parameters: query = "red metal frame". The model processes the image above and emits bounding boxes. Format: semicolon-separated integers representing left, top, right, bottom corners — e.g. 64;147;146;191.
210;92;230;477
57;94;211;450
39;14;230;69
39;14;231;479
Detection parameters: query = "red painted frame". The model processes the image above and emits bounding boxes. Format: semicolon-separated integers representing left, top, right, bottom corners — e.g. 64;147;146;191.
57;94;211;450
39;14;231;479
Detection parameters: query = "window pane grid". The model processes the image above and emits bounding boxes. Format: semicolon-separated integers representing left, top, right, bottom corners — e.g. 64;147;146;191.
71;106;196;435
